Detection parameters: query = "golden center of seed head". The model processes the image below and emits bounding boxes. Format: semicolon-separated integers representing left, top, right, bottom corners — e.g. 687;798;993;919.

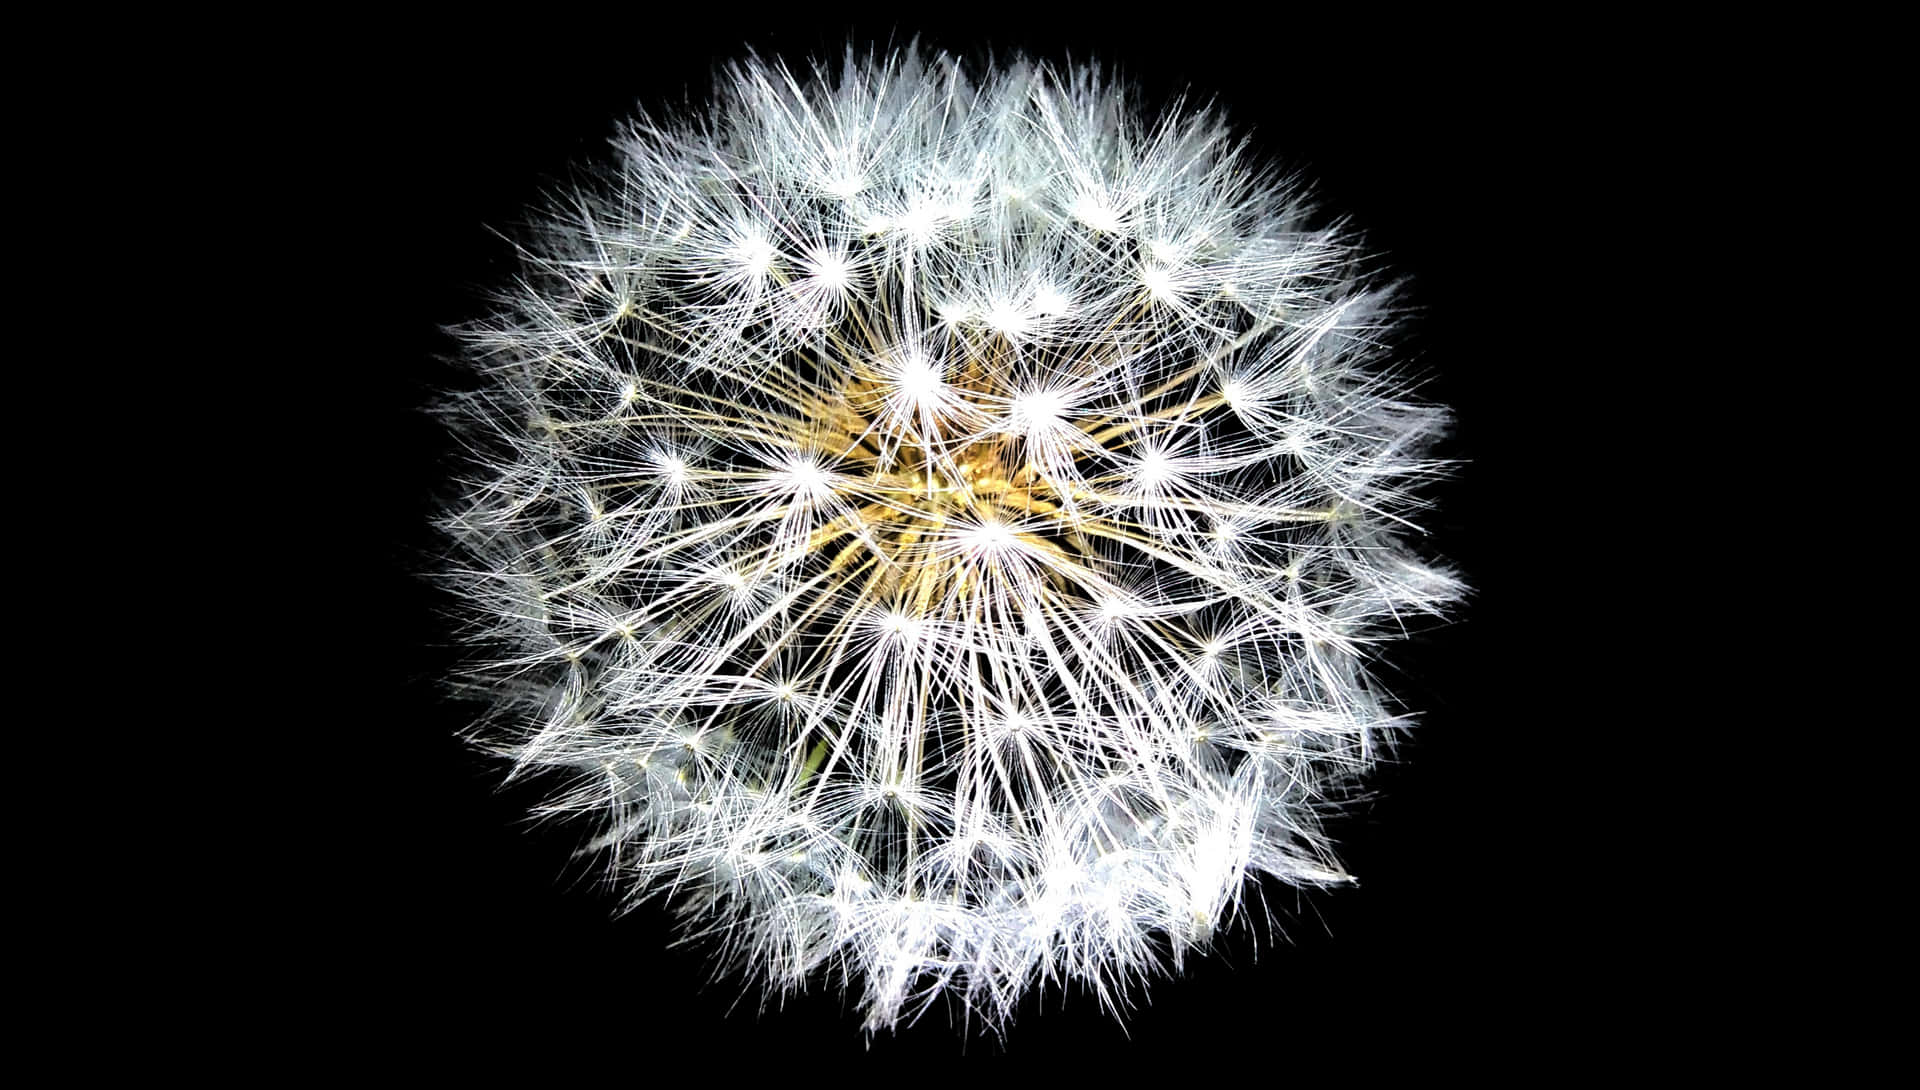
947;450;996;498
918;446;1023;517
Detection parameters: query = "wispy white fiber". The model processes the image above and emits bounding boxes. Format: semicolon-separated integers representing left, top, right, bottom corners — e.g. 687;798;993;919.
440;46;1461;1033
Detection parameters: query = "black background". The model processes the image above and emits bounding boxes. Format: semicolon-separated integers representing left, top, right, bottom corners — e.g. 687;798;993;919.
330;11;1603;1065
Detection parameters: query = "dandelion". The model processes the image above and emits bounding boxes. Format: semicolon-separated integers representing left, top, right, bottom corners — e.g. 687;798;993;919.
440;46;1461;1033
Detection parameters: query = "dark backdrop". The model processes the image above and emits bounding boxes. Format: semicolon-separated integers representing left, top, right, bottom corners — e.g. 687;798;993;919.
333;11;1596;1065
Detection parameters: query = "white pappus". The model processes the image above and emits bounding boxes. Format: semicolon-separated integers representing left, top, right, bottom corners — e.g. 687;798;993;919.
439;46;1462;1033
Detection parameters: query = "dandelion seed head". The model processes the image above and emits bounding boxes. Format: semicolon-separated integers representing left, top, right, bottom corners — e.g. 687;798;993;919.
876;609;924;642
440;45;1460;1035
1133;448;1177;489
774;454;834;498
983;298;1029;338
1030;283;1072;318
1069;190;1124;233
819;168;866;201
1141;264;1178;301
1007;389;1070;435
935;297;975;329
957;516;1019;556
1147;238;1185;265
730;231;777;278
884;353;949;414
804;250;853;292
649;448;691;482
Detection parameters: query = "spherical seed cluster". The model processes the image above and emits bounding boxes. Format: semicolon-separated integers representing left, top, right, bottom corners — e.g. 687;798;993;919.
441;48;1461;1031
